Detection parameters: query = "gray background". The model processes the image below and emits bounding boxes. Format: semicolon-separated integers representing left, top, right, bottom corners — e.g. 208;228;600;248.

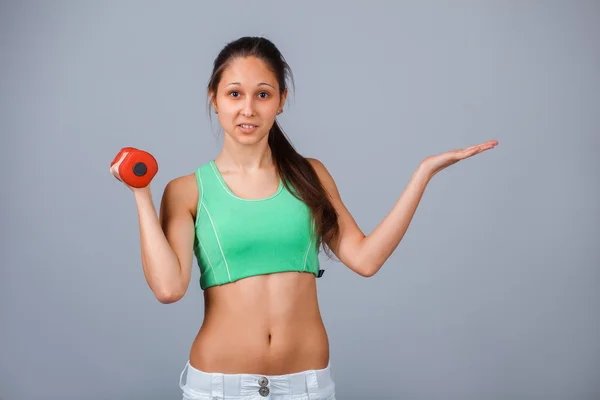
1;1;599;399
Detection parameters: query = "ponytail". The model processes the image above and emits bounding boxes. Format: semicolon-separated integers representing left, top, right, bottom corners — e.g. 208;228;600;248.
268;121;339;259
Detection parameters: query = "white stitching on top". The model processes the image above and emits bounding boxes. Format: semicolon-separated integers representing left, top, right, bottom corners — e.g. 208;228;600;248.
209;160;282;202
194;168;204;227
209;161;238;199
201;202;232;283
303;237;312;272
198;239;217;283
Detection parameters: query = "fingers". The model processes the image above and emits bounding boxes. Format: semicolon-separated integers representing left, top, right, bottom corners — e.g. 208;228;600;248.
480;140;498;150
464;140;498;153
110;148;158;189
455;140;497;161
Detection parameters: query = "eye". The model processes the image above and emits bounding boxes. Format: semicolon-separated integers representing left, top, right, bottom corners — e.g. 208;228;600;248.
229;91;240;98
258;92;269;99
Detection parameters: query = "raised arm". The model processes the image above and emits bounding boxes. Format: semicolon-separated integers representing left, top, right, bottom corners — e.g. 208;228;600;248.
135;176;196;303
307;140;497;277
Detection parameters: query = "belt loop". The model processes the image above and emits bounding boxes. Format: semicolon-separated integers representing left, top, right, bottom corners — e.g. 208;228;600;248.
211;372;224;399
305;370;319;399
179;361;189;391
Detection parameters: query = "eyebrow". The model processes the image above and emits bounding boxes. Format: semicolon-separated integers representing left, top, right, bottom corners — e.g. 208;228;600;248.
226;82;276;90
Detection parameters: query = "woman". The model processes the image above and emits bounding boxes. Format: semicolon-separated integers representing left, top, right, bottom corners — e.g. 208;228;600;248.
112;36;497;399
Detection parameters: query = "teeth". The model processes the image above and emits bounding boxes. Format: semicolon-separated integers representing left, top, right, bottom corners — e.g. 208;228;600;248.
240;125;255;129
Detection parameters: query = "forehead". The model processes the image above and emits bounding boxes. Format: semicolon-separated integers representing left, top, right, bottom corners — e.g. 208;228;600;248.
220;56;278;88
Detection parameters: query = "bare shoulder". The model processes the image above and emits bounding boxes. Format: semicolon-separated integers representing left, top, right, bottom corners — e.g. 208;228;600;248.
306;157;327;178
306;157;323;169
161;172;199;218
306;157;338;197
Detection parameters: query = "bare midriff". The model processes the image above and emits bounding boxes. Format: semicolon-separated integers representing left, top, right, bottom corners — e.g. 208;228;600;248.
189;271;330;375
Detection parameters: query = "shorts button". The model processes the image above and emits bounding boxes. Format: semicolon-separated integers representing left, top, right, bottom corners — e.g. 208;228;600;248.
258;376;269;387
258;386;270;397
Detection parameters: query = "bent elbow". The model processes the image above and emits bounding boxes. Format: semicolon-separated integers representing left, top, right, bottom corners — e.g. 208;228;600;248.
362;270;376;278
155;288;185;304
360;264;378;278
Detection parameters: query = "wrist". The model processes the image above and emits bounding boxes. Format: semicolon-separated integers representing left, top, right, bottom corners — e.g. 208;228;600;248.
133;186;153;202
415;162;435;182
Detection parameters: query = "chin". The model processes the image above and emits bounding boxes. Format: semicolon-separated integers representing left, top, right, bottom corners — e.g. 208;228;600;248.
231;128;269;143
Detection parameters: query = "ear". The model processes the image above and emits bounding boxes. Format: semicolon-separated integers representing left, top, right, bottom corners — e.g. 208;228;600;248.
209;91;218;112
279;88;288;110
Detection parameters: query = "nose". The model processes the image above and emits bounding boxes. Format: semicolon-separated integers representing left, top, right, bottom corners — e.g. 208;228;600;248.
240;97;256;117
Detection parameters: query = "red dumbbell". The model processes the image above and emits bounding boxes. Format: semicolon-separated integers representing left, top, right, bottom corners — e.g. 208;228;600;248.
110;147;158;188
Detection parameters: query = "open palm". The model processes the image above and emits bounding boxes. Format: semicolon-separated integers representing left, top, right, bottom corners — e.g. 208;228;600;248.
422;140;498;177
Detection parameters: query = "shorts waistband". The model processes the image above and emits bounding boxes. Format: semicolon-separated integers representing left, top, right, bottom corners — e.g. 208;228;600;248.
179;360;335;398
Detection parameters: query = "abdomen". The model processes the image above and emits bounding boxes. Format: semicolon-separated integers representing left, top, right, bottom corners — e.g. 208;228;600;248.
188;271;330;375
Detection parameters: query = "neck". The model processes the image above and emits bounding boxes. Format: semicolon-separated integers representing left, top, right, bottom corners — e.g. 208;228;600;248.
218;133;274;172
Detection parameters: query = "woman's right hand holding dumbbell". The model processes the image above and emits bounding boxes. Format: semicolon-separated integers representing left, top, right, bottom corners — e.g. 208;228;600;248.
110;147;158;192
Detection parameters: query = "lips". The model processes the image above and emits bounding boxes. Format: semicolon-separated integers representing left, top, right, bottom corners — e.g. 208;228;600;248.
237;124;258;133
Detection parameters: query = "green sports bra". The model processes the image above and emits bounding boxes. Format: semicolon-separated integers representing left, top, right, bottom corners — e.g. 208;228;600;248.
192;160;324;290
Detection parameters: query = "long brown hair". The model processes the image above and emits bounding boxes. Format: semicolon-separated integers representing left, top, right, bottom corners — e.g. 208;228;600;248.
206;36;339;259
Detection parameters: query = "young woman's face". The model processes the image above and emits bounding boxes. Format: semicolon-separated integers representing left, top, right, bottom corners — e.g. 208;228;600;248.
211;56;287;145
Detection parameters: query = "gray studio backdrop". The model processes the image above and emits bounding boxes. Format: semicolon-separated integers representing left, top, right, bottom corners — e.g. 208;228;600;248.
1;1;599;399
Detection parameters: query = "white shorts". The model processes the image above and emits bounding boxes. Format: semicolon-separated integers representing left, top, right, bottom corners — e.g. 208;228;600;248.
179;359;336;400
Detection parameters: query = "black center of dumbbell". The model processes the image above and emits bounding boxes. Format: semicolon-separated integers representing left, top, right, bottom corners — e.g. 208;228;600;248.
133;162;147;176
